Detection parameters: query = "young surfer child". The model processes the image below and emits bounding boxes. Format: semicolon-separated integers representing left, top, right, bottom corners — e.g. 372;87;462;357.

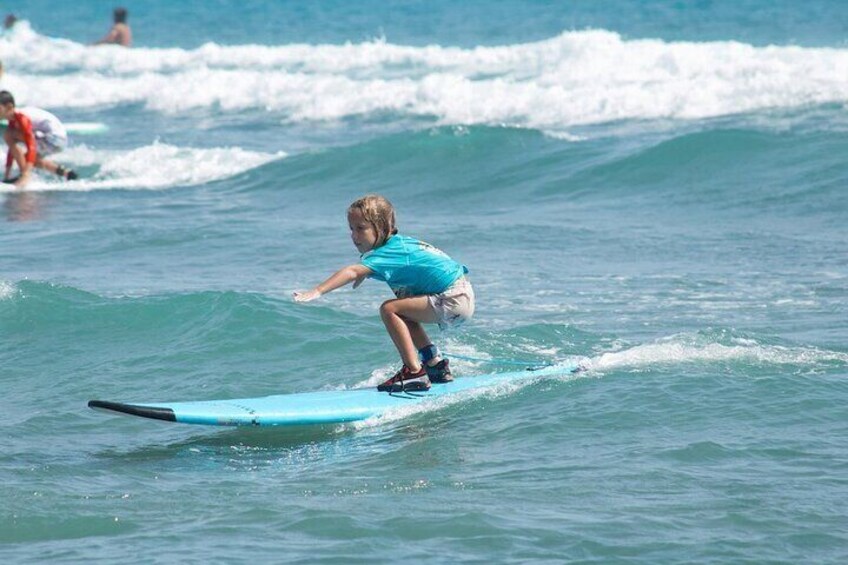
293;194;474;392
0;91;78;188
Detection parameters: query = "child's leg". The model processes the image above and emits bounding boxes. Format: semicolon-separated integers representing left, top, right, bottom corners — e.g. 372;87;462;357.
379;296;438;370
34;155;77;180
407;323;443;367
407;321;434;350
35;156;59;174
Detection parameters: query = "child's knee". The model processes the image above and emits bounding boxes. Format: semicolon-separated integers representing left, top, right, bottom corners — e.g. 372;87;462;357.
379;299;398;317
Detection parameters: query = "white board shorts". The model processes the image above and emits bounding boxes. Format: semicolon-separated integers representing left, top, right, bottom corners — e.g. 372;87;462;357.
20;107;68;157
35;130;67;157
428;276;475;330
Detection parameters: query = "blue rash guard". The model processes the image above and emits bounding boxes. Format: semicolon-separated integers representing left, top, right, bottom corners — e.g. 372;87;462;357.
360;234;468;298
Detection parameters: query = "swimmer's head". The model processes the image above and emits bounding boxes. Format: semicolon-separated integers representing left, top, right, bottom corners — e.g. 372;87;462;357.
0;90;17;119
114;7;128;24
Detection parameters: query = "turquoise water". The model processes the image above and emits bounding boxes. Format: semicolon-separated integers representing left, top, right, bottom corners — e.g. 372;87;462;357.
2;1;848;562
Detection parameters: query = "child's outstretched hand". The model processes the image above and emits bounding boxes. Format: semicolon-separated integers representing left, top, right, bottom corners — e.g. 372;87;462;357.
293;289;321;303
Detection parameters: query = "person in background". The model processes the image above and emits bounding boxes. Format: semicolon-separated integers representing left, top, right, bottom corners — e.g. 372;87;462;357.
0;91;78;188
94;7;132;47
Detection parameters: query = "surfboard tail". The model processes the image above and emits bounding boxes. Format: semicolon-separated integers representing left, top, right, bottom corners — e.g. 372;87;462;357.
88;400;176;422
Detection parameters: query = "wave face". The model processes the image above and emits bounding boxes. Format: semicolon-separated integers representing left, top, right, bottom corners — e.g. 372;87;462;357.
2;2;848;563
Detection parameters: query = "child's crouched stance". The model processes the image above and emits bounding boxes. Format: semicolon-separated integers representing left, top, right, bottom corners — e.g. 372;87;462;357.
294;194;474;392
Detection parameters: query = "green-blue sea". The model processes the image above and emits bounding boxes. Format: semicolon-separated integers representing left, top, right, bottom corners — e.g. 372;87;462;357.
2;1;847;562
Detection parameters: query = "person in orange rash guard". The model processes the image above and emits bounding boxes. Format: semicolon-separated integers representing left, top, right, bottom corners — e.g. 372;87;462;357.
1;90;78;189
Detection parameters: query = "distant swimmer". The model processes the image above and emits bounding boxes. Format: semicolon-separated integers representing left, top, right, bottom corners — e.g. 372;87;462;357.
0;91;78;189
94;7;132;47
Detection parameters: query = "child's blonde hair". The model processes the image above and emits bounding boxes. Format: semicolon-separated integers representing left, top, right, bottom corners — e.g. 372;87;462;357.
348;194;397;248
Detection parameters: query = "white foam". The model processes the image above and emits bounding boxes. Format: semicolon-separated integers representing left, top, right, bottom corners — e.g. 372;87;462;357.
329;333;847;429
0;280;16;300
0;142;284;192
587;336;848;371
349;363;584;431
4;26;848;131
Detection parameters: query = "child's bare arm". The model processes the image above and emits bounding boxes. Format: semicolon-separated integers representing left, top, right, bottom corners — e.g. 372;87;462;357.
293;264;372;303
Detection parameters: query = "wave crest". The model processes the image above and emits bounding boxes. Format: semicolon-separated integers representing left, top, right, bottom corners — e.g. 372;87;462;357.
4;25;848;130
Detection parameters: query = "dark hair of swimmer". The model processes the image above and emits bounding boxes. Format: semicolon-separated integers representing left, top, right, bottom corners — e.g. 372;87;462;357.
114;7;128;24
0;90;15;106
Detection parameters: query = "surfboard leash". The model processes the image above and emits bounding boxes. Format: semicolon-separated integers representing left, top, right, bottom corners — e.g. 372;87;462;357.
441;352;555;371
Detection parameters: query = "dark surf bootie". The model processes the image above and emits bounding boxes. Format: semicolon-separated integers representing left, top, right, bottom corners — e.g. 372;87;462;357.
377;365;431;392
426;359;454;383
56;166;78;181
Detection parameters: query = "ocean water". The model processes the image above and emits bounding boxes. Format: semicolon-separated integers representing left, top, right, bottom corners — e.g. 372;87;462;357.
2;0;847;562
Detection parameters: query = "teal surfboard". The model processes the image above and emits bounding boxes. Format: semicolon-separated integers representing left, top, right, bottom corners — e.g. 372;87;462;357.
0;119;108;135
88;362;582;427
64;122;109;135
